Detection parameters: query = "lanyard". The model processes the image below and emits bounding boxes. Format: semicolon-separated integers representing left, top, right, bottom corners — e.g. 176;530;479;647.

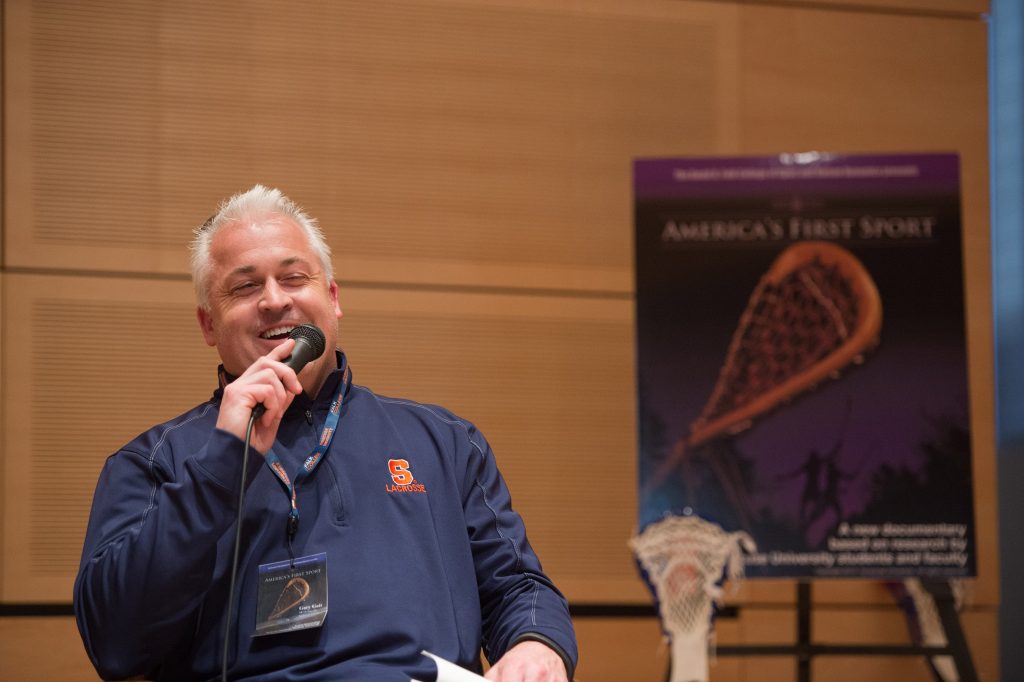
263;364;350;561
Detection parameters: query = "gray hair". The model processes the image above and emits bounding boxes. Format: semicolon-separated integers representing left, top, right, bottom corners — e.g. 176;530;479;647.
190;185;334;308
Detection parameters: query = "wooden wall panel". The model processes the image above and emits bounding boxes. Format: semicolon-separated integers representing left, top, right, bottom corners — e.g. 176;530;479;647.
3;0;740;293
0;616;97;682
779;0;988;15
0;274;5;596
0;274;219;600
571;616;671;681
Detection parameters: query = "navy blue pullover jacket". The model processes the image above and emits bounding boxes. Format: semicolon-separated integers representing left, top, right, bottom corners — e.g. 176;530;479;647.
74;352;577;680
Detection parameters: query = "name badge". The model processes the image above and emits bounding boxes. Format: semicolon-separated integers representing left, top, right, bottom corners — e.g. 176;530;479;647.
255;552;328;636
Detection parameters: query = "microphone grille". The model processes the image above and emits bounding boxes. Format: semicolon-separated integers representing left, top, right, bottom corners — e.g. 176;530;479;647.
288;324;327;357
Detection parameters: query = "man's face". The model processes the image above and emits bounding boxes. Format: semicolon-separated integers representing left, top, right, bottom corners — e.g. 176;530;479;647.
196;216;342;392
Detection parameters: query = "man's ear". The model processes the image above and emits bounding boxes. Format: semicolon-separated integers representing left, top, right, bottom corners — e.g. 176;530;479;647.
329;280;343;320
196;306;217;347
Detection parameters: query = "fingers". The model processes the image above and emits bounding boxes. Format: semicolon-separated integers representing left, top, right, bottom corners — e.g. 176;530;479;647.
264;339;304;395
215;339;304;447
230;342;300;409
244;367;292;416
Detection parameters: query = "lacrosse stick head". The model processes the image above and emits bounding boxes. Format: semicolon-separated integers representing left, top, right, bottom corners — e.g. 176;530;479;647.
688;241;882;447
631;515;755;682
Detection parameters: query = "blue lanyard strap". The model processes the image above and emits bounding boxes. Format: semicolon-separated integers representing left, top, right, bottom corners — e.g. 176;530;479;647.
263;364;350;549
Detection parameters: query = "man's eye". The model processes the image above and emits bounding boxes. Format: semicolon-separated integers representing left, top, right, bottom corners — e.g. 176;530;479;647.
282;274;309;285
232;282;258;294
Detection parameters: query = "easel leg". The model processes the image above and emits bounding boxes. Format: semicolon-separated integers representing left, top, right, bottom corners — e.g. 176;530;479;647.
921;580;979;682
797;581;812;682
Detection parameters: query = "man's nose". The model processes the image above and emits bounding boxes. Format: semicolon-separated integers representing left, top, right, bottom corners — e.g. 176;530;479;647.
258;279;293;312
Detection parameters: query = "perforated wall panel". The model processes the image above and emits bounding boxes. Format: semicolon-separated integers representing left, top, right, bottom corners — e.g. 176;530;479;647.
5;0;736;293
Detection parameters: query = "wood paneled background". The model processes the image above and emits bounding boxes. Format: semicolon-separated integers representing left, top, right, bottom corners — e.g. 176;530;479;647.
0;0;994;680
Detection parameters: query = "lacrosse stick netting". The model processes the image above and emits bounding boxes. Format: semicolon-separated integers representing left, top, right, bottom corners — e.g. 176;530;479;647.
631;515;756;682
689;241;882;448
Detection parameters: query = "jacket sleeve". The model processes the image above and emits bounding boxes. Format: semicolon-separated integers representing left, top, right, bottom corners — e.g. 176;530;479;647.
458;424;579;678
73;424;261;680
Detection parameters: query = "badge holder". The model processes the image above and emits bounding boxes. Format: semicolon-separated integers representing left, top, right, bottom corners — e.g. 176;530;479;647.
255;552;329;636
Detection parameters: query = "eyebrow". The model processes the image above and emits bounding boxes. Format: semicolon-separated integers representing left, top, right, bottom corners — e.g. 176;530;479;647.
226;257;314;279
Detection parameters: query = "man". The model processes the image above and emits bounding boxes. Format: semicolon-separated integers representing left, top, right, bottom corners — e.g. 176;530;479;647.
74;185;577;681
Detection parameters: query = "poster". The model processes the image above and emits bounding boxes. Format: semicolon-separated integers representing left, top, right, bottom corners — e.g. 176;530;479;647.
634;153;975;578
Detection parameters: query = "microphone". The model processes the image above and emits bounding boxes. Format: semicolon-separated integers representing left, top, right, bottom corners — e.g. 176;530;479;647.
252;323;327;417
280;323;327;374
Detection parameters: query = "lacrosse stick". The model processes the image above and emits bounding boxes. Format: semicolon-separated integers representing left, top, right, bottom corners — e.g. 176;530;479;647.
646;242;883;530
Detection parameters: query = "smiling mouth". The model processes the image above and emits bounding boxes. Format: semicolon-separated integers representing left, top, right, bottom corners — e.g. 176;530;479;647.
260;325;298;340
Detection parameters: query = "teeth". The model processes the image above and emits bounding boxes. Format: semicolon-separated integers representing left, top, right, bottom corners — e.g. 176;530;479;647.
260;325;296;339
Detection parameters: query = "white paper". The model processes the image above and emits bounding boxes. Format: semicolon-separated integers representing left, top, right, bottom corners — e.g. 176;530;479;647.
410;650;487;682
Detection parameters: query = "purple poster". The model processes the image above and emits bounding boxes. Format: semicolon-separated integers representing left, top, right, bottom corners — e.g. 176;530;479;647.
634;153;975;578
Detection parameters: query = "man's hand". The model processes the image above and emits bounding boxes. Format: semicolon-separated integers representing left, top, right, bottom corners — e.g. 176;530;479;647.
216;339;303;454
485;640;568;682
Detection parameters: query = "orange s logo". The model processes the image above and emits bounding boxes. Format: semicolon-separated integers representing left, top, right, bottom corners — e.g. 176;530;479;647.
388;458;414;486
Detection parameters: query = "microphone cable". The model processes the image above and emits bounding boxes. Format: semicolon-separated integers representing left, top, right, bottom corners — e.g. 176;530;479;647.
217;325;325;680
221;409;258;682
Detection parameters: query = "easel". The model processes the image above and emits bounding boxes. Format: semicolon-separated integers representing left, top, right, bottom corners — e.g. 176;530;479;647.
686;580;979;682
